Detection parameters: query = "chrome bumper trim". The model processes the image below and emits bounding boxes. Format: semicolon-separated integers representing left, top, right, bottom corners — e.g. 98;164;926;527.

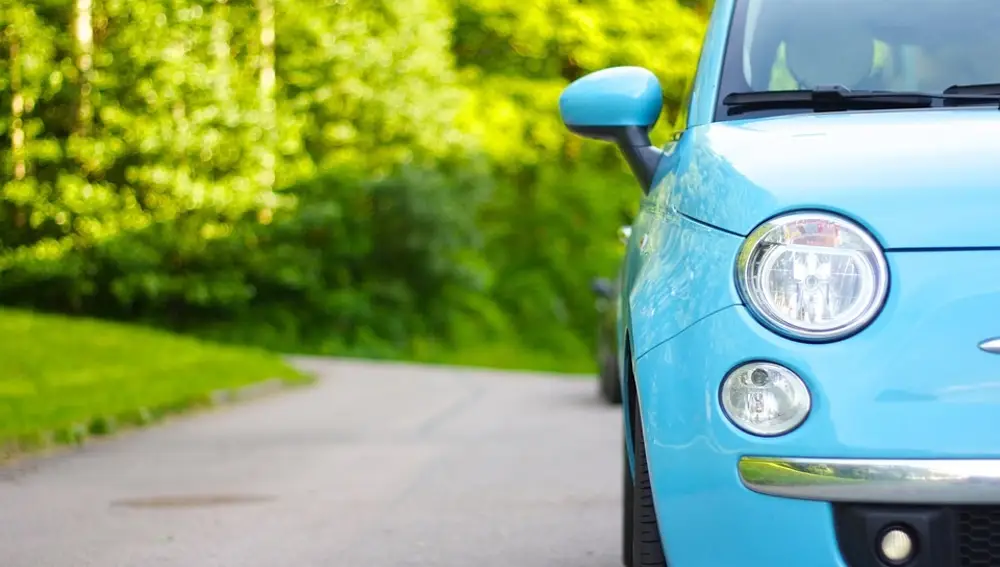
739;456;1000;504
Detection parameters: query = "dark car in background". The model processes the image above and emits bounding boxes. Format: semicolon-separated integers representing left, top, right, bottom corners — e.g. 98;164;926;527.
591;225;631;405
592;275;620;404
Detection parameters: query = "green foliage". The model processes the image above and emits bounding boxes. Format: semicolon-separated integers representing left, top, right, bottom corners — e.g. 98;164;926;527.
0;0;709;371
0;307;305;453
273;0;471;179
453;0;705;110
448;0;708;362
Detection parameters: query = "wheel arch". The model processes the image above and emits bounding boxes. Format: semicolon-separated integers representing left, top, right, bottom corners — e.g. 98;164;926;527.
623;332;637;478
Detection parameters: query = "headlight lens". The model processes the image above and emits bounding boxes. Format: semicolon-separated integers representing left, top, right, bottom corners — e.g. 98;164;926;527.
736;212;888;341
721;362;811;436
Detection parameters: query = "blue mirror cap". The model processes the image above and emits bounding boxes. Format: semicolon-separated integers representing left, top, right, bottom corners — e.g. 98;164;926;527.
559;66;664;130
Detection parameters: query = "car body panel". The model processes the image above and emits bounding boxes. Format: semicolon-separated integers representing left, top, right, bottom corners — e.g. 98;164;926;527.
618;138;744;471
636;307;848;566
559;0;1000;564
625;199;742;361
619;36;1000;477
673;109;1000;249
615;0;738;394
617;0;741;453
633;249;1000;565
636;250;1000;462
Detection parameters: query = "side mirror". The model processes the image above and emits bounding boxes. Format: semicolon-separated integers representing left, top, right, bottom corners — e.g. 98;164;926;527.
559;67;665;192
591;277;615;299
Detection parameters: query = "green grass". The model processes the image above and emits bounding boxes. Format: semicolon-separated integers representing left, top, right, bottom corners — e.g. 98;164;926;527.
0;308;308;457
189;324;597;376
409;340;596;375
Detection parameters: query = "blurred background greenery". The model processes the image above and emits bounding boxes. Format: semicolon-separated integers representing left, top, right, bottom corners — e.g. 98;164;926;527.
0;0;711;444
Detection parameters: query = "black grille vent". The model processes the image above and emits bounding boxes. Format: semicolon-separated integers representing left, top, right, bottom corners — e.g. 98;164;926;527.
958;507;1000;567
833;503;1000;567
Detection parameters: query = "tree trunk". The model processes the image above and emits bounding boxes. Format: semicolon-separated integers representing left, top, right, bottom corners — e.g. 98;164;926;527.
74;0;94;133
257;0;276;194
7;22;25;182
211;0;231;101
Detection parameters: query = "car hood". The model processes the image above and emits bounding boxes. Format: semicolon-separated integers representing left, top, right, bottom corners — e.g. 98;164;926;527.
673;108;1000;249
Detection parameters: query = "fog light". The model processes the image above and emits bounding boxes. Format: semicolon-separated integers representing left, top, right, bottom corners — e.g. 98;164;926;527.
879;528;914;564
720;362;810;436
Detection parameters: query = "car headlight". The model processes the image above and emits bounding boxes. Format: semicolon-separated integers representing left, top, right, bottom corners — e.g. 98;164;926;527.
736;212;889;341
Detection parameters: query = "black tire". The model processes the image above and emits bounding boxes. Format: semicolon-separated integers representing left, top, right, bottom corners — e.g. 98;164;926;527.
631;388;668;566
623;437;634;567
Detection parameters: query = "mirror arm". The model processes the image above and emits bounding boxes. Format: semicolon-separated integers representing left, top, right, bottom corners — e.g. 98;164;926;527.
624;144;664;194
566;125;663;193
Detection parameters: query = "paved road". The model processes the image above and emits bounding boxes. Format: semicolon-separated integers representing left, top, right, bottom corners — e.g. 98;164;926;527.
0;358;622;567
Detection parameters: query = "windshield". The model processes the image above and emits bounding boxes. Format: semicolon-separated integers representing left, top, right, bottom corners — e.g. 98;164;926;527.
714;0;1000;121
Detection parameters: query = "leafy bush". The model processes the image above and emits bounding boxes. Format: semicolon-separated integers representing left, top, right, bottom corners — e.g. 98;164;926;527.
0;0;709;370
0;163;495;348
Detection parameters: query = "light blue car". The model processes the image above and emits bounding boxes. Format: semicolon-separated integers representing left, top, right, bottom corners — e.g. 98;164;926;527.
559;1;1000;566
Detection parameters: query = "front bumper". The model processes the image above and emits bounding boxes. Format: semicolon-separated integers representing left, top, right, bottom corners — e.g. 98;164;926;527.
739;456;1000;504
631;290;1000;567
737;456;1000;567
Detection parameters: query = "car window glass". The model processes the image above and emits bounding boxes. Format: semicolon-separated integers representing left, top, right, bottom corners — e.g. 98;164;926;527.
716;0;1000;120
766;40;897;90
673;75;696;133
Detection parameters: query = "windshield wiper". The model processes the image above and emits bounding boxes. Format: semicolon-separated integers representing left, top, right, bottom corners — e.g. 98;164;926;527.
944;83;1000;95
723;86;1000;116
